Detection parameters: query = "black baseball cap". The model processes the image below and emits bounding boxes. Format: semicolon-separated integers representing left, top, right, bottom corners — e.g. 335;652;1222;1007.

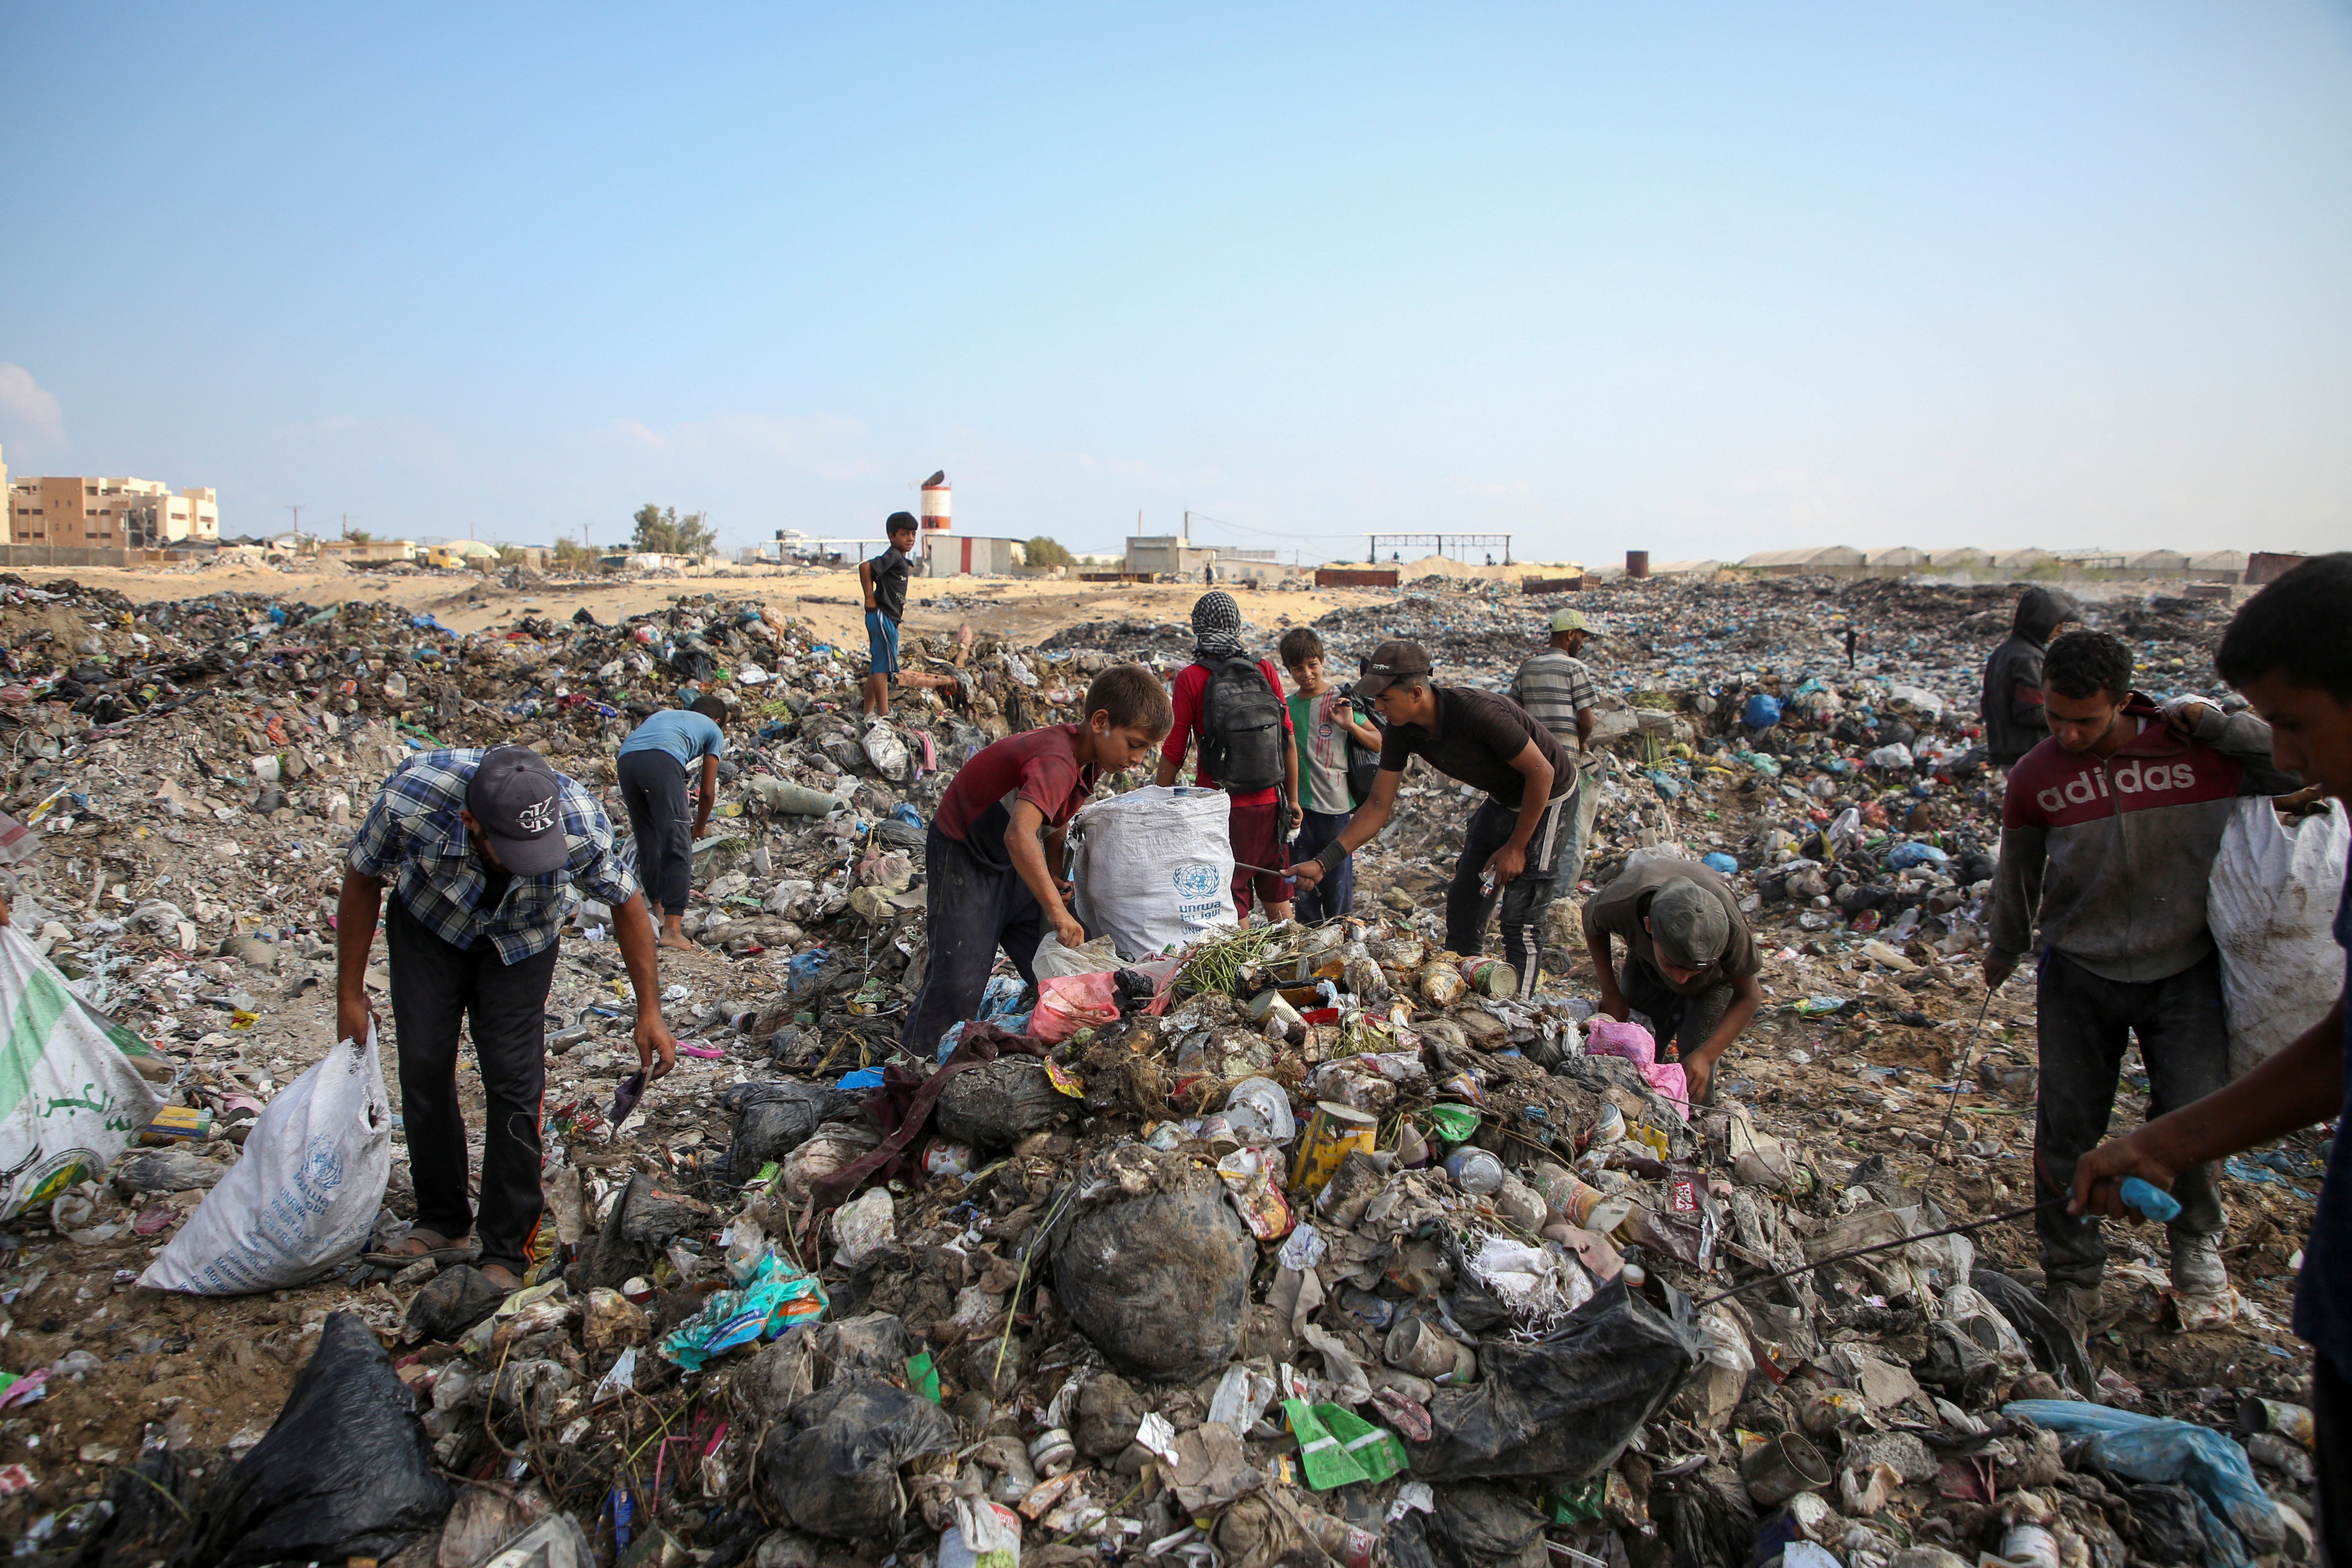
1355;640;1433;699
465;745;569;875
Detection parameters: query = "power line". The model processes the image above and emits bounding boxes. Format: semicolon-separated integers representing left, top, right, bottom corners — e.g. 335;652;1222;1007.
1183;511;1363;543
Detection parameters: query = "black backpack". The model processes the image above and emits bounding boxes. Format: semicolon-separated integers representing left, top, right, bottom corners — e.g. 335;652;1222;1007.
1344;692;1384;810
1198;656;1287;794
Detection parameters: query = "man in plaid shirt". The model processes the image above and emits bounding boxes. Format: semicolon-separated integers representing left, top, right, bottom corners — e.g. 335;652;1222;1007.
338;744;675;1289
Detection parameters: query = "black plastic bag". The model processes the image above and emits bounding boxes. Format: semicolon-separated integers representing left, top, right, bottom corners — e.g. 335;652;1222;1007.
1970;1267;2095;1393
185;1312;454;1567
1052;1155;1256;1379
1918;1319;2003;1407
714;1079;853;1181
405;1264;508;1341
755;1374;957;1539
934;1057;1073;1149
2114;1480;2211;1566
69;1447;204;1568
1422;1484;1548;1568
1403;1275;1701;1482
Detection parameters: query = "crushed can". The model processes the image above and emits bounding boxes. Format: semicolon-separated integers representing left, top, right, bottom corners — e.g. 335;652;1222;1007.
1290;1101;1379;1197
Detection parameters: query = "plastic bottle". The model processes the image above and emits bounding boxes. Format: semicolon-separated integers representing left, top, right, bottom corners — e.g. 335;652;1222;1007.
1443;1147;1505;1196
1297;1508;1377;1568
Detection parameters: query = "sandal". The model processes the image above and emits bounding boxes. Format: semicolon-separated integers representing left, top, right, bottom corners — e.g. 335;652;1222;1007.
361;1245;473;1268
362;1230;475;1268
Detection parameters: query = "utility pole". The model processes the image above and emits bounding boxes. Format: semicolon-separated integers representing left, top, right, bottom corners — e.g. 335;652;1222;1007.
284;503;304;538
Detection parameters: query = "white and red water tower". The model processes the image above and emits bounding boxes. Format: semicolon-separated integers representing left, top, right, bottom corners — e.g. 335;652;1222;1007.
920;471;951;533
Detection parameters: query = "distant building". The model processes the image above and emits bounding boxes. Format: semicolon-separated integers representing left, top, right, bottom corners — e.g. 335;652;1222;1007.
1125;534;1282;579
320;538;417;564
1740;545;1865;576
2186;550;2248;582
5;472;218;546
924;534;1025;577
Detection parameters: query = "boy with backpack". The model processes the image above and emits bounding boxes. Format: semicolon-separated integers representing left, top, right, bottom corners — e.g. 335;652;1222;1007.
1155;591;1300;922
1279;626;1384;922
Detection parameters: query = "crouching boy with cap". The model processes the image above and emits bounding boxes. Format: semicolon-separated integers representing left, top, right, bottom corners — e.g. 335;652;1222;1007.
1582;856;1764;1105
337;744;677;1290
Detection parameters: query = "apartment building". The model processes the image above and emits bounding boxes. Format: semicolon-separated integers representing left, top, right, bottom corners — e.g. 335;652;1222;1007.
4;474;220;546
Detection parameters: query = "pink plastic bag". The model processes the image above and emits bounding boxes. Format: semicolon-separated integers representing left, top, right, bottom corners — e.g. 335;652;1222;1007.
1030;972;1122;1042
1585;1018;1656;1066
1585;1018;1690;1119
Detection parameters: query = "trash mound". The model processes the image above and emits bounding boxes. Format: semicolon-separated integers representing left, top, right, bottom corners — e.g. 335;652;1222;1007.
0;568;2319;1563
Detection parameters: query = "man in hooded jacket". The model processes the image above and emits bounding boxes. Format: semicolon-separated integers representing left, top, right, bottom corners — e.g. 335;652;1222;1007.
1983;587;2080;765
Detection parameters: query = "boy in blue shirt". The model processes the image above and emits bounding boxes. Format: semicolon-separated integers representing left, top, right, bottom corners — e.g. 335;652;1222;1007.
617;695;728;951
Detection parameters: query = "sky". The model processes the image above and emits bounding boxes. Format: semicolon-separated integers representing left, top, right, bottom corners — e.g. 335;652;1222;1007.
3;3;2349;565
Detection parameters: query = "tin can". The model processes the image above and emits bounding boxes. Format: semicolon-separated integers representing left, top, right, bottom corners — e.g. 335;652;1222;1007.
1290;1101;1379;1196
1444;1147;1505;1196
1316;1151;1386;1228
1460;956;1518;998
2239;1396;2316;1450
1590;1101;1626;1144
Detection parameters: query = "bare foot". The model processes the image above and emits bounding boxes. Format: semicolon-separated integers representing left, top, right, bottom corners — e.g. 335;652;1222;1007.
656;932;699;953
479;1263;523;1292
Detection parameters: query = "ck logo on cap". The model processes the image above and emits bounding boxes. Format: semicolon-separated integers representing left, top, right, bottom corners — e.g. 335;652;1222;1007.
517;796;558;833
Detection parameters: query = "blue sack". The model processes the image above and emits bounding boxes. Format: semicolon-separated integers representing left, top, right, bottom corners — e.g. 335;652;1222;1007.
1743;694;1782;729
2002;1401;2281;1565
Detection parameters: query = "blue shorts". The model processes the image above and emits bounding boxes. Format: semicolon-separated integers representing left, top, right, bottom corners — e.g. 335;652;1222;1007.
866;609;900;677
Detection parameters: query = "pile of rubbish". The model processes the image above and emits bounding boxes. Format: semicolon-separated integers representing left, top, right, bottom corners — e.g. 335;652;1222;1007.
0;568;2325;1566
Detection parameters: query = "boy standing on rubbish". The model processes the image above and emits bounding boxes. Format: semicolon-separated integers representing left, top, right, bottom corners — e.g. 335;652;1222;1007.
1582;857;1764;1106
1981;587;2080;766
338;744;676;1291
2073;554;2352;1548
902;664;1172;1057
1279;627;1383;923
616;694;729;953
859;512;919;719
1986;628;2295;1344
1288;639;1572;1001
1511;608;1608;891
1157;591;1300;924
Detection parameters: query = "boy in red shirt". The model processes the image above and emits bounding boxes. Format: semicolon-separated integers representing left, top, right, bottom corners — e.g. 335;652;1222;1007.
1154;591;1300;923
901;664;1171;1057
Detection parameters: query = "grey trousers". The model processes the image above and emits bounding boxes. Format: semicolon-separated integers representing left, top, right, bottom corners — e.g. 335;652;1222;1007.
2032;948;2227;1290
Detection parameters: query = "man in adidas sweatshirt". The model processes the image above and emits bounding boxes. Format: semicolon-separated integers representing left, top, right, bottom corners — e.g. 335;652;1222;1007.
1986;629;2296;1340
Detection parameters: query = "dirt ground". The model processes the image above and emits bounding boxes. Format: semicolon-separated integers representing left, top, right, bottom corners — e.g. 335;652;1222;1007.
18;559;1447;649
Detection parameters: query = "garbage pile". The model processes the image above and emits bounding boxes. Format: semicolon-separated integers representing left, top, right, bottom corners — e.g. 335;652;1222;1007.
0;568;2325;1565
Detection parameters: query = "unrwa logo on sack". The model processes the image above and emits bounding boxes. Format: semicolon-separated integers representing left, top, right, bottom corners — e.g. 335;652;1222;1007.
1172;864;1222;900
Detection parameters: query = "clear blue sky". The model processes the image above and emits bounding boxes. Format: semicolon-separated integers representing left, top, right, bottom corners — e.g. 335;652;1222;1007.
4;3;2348;563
